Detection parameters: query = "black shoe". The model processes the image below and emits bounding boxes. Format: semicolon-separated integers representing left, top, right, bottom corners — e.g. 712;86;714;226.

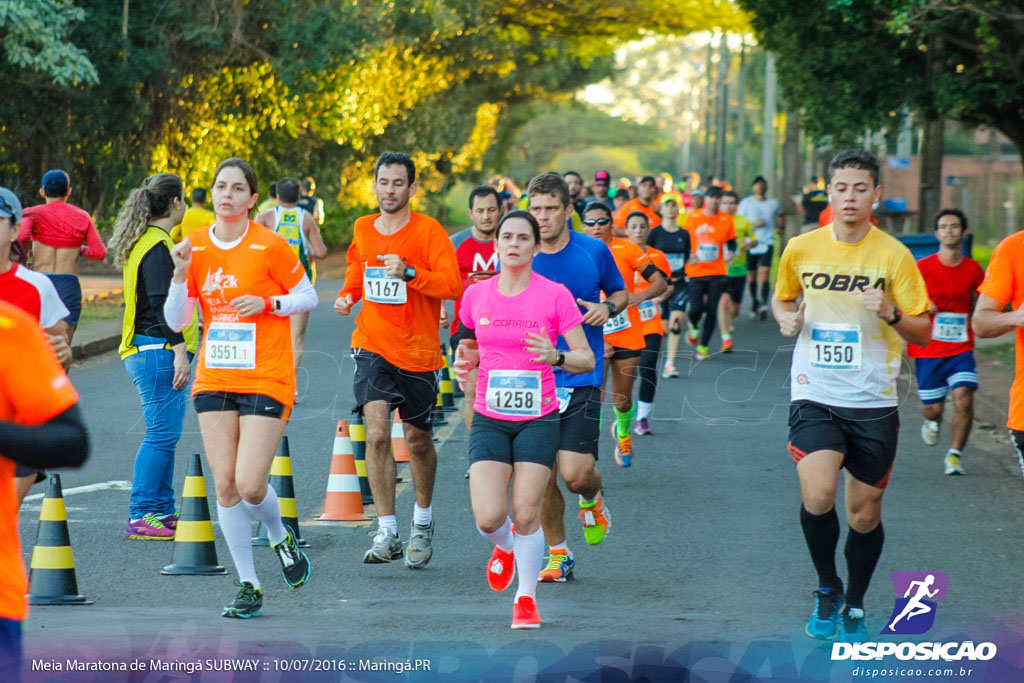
272;526;311;588
222;581;263;618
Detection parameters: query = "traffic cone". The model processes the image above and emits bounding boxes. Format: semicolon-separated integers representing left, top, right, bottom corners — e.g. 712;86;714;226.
252;436;309;548
319;420;370;521
162;454;227;575
439;354;457;412
432;389;448;427
27;474;92;605
449;344;465;399
350;413;373;504
391;411;411;462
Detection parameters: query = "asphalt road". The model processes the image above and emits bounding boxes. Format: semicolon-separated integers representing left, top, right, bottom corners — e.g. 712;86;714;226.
16;278;1024;680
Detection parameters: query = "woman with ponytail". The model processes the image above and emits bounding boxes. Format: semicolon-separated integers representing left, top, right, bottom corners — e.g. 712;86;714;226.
111;173;199;540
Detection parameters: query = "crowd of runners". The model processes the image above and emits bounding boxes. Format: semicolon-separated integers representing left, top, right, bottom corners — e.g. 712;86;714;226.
3;145;1023;660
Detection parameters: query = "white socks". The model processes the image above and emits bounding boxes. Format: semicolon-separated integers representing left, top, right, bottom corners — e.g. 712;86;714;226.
477;516;514;552
547;541;572;560
378;514;398;535
243;486;287;546
514;528;545;600
637;401;653;420
413;504;433;527
217;501;259;589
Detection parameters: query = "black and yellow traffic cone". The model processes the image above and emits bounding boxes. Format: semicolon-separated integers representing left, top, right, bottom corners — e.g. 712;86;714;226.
439;352;456;412
449;343;465;399
252;436;309;548
350;413;373;505
432;388;448;427
162;454;227;576
27;474;92;605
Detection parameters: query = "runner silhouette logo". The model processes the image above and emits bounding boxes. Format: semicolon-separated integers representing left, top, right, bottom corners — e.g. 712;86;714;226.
881;571;949;635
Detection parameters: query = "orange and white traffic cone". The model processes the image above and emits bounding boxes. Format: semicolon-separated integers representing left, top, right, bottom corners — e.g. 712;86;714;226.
319;420;370;521
391;411;411;463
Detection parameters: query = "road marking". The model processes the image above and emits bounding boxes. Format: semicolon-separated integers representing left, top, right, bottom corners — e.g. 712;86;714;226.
23;480;131;502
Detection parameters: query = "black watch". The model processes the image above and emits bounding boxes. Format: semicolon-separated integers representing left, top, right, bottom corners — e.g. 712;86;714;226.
887;307;902;326
553;350;566;367
605;300;620;317
402;266;417;282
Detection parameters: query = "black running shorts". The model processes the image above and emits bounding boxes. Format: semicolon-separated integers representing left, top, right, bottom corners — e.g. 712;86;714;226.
194;391;290;420
557;385;601;458
724;275;746;304
469;412;559;467
351;348;437;432
787;400;900;488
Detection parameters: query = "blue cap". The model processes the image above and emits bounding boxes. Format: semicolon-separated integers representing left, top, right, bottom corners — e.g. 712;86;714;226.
41;169;69;197
0;187;23;222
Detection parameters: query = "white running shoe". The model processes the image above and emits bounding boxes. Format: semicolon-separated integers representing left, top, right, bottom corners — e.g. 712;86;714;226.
921;420;940;446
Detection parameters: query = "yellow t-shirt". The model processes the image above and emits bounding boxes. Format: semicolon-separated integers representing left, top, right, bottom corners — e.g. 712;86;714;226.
776;226;930;408
170;207;216;243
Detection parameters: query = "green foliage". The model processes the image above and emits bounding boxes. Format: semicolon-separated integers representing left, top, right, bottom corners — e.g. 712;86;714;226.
0;0;98;86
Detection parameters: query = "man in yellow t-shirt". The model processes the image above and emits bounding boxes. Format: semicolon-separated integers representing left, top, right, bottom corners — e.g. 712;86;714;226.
170;188;215;243
771;150;931;643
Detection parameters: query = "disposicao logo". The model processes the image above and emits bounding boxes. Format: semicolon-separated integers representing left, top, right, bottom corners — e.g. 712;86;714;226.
831;571;997;662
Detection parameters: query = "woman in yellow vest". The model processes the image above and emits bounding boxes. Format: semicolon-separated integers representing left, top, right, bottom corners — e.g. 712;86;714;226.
109;173;200;540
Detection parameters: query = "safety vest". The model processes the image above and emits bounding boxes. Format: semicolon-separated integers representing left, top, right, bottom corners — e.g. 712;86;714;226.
119;227;199;359
273;205;315;281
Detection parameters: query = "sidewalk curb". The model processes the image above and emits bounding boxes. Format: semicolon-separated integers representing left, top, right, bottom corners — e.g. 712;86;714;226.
73;334;121;361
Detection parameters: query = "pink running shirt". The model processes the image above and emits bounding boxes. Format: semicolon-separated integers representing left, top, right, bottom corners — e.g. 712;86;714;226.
459;272;583;421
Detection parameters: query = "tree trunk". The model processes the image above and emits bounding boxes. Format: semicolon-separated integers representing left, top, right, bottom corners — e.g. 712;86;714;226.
734;41;747;191
781;105;802;242
917;118;944;233
714;34;730;180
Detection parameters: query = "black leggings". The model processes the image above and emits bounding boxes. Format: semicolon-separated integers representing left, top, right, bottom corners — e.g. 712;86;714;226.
688;276;727;346
638;333;663;403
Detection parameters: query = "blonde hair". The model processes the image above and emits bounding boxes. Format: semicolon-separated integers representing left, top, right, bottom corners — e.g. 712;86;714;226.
109;173;183;268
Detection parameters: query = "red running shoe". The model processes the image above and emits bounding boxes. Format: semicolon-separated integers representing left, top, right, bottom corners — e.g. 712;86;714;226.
511;595;541;629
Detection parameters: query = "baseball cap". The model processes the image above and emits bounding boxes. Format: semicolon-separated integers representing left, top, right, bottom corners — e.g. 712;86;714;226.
639;175;657;185
0;187;23;222
594;170;611;182
41;169;69;197
705;185;724;198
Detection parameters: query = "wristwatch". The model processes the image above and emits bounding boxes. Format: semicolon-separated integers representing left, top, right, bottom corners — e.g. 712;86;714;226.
553;350;566;367
887;307;902;326
403;266;417;282
605;300;620;317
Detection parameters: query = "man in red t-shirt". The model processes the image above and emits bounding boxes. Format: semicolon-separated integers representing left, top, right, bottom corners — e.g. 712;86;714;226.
448;185;501;430
908;209;984;475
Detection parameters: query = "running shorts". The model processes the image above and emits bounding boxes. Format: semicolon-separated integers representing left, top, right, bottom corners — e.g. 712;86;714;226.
660;283;689;320
608;346;642;361
725;275;746;305
746;246;774;271
557;385;601;458
787;400;900;488
13;464;45;483
45;273;82;326
469;411;559;467
352;348;437;432
194;391;290;420
914;351;978;404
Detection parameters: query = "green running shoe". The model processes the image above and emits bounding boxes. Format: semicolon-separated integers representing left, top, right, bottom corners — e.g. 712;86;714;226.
222;581;263;619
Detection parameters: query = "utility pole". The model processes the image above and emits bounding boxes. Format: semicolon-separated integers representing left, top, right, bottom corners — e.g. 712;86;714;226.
761;52;777;188
734;40;747;191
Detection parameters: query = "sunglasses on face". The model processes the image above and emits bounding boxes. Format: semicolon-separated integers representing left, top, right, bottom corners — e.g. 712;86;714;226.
583;217;611;226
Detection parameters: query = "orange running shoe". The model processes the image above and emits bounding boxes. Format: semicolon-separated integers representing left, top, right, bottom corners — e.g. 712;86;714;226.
721;337;734;352
487;545;515;591
611;423;633;467
538;549;574;582
511;595;541;629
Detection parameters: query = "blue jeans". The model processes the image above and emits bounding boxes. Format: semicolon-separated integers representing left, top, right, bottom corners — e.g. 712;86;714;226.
123;335;191;519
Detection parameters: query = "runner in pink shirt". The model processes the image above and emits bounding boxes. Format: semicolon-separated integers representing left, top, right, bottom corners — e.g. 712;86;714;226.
454;209;594;630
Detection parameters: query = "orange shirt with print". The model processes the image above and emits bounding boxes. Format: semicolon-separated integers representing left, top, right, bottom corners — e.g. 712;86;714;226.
684;210;735;278
340;212;462;372
978;230;1024;430
634;246;670;337
603;237;649;350
0;301;78;621
186;223;305;408
614;198;662;229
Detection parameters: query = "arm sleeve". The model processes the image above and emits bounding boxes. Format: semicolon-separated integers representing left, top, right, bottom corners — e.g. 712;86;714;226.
726;238;738;252
81;217;107;261
138;248;185;344
339;240;364;302
0;405;89;469
408;224;463;299
272;275;318;315
164;280;197;333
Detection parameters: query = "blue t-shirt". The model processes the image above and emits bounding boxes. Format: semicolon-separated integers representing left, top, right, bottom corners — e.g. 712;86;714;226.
533;231;625;388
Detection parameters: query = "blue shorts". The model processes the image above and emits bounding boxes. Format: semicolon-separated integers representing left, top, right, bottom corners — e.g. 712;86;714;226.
0;617;22;679
45;273;82;326
914;351;978;404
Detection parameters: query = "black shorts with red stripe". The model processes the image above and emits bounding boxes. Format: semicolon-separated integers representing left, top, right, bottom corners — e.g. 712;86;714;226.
787;400;900;488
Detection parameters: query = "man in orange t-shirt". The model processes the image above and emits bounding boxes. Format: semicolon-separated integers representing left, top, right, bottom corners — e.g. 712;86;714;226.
581;203;666;467
973;229;1024;476
682;185;736;360
0;301;88;667
613;176;662;231
335;152;461;568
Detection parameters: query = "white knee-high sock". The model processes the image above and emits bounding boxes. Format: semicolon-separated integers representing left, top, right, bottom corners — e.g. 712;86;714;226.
513;527;545;600
477;516;514;552
218;501;259;588
244;486;287;546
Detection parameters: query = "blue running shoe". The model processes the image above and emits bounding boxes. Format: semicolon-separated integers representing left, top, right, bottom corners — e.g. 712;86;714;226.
806;588;843;639
839;607;868;642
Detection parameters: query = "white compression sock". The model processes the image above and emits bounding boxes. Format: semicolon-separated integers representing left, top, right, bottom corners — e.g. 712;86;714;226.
477;516;514;552
217;501;260;589
514;527;545;600
413;504;432;527
243;486;288;546
637;401;653;420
